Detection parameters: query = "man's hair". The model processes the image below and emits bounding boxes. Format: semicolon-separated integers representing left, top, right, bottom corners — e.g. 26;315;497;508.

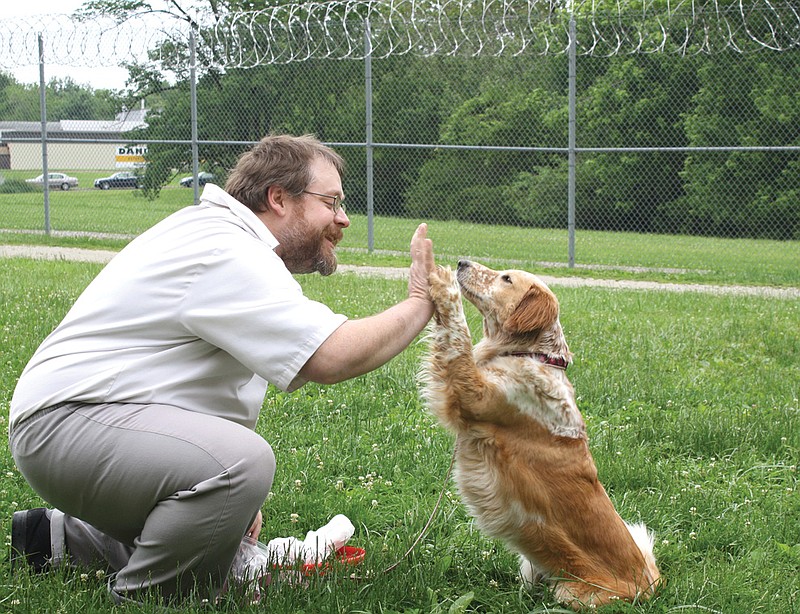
225;134;345;213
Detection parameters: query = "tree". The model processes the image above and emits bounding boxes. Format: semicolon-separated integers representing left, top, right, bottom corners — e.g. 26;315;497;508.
0;72;121;121
681;52;800;239
404;54;567;225
46;78;119;120
574;54;698;233
368;55;485;217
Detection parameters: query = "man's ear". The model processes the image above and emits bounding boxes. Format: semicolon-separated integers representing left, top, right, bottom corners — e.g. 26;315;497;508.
503;285;559;334
265;185;289;217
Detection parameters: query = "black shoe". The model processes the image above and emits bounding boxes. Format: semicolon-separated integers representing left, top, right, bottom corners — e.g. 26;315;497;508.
10;508;52;573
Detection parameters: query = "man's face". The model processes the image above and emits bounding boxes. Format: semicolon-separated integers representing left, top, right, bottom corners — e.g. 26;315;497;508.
279;157;349;276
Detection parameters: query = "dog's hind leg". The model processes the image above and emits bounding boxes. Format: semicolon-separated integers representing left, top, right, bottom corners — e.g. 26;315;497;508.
519;555;547;589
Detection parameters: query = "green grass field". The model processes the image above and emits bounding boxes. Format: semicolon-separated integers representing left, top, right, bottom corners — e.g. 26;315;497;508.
1;171;798;289
1;255;797;613
0;169;196;236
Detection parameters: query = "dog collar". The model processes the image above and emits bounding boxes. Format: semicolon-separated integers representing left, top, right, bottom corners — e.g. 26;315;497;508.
506;352;569;370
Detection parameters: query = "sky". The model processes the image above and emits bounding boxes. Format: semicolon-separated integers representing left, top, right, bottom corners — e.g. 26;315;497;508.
3;0;139;90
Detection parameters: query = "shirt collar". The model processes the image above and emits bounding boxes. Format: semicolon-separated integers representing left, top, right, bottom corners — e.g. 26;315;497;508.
198;183;279;249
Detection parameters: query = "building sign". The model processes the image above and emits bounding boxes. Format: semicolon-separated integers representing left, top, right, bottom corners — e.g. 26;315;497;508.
115;145;148;168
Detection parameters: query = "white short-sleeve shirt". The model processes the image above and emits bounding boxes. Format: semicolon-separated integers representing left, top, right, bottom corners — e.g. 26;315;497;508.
10;184;348;430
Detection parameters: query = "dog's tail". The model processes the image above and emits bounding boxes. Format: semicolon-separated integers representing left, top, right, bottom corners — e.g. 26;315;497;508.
625;522;662;596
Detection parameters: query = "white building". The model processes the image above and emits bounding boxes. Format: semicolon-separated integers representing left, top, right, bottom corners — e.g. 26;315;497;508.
0;108;148;171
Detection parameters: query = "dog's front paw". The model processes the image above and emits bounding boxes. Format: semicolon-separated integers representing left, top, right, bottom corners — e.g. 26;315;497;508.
429;265;461;308
429;266;464;328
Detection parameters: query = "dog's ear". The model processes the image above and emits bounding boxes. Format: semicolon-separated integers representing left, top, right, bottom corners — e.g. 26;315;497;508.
503;284;559;334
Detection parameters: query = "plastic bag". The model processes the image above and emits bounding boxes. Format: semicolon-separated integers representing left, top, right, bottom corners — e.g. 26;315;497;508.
230;514;358;585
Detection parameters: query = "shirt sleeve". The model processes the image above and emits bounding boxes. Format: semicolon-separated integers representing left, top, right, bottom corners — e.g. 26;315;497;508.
178;242;348;392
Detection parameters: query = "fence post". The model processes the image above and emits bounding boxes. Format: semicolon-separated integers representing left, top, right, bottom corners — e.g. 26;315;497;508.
567;15;576;268
190;30;200;205
38;33;51;235
364;19;374;253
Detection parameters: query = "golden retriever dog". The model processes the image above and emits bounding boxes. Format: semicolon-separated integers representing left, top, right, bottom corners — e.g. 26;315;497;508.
420;260;661;610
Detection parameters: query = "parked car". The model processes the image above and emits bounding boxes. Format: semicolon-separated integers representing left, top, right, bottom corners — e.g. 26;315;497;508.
26;172;78;191
94;172;143;190
179;172;214;188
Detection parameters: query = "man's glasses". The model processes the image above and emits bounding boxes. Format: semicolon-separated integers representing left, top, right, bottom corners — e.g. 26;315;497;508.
302;191;346;215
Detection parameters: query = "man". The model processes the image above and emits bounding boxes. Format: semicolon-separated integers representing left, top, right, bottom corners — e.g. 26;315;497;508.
9;134;435;604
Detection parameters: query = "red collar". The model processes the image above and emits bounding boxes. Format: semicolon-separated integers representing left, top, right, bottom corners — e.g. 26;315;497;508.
506;352;569;370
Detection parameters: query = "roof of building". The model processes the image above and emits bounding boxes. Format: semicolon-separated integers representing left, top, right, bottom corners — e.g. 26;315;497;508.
0;108;147;141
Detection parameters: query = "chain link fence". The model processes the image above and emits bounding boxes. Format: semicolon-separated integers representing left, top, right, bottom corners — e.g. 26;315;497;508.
1;0;799;264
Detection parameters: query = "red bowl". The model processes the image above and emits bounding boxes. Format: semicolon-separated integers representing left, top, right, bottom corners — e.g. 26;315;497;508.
300;546;366;576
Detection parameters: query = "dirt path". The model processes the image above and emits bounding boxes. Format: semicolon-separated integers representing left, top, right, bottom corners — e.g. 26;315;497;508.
1;244;798;300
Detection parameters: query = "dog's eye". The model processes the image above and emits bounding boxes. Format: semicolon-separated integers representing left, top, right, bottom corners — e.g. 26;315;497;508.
501;274;512;284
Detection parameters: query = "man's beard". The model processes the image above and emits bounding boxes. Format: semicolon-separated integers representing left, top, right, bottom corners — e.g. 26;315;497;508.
279;210;340;276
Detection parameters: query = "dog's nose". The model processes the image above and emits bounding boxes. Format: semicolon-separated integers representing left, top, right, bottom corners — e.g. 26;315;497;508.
457;260;471;271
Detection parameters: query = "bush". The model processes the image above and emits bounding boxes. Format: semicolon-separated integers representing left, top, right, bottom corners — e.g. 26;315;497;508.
0;178;37;194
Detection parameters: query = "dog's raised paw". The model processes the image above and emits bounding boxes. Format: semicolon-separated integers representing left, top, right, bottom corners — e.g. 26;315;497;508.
429;266;461;306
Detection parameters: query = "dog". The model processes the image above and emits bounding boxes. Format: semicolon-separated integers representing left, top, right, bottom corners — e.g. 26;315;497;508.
420;260;661;610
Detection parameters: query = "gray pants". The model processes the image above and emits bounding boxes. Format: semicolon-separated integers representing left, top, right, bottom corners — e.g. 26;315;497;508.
9;402;275;603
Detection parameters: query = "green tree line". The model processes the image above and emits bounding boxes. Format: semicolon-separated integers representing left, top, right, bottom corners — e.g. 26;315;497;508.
0;73;118;121
138;50;800;240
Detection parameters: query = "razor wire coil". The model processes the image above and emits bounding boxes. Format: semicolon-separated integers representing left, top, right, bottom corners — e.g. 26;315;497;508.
1;0;799;74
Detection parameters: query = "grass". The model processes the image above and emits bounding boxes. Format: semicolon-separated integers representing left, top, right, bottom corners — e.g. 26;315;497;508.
1;257;798;613
1;170;799;288
340;219;800;288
